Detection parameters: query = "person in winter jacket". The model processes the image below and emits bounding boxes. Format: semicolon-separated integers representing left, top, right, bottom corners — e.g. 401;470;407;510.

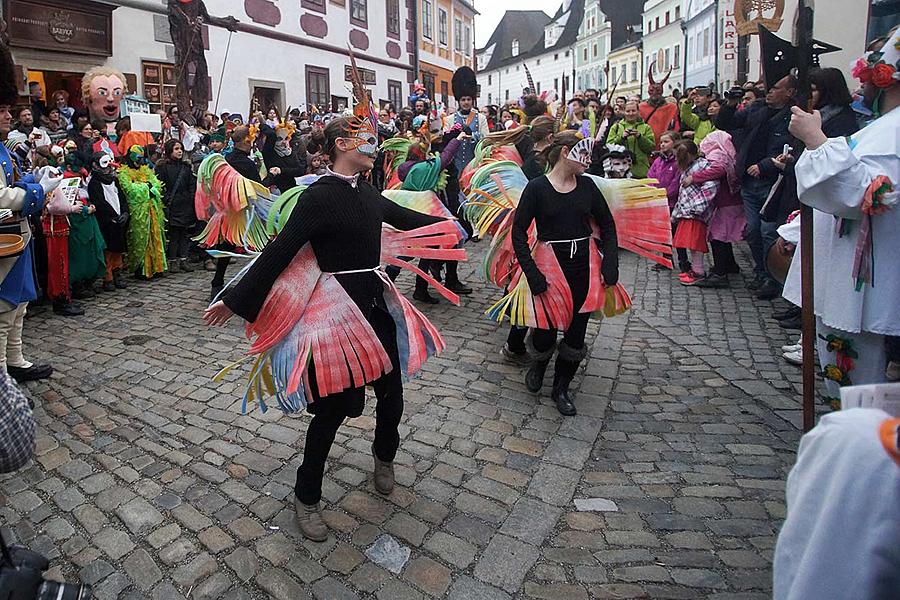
607;101;655;177
155;140;197;273
647;131;688;273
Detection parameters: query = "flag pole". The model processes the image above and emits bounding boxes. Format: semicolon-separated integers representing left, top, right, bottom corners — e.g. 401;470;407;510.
795;1;816;432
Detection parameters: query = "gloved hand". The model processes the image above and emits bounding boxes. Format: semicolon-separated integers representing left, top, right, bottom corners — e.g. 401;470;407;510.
527;271;548;295
37;167;63;196
602;261;619;287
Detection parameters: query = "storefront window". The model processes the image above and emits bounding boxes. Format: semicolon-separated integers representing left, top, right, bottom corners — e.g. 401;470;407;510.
142;60;176;114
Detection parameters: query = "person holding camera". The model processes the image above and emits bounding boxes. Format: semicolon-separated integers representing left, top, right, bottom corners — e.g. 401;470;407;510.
715;75;797;300
606;100;655;177
679;87;717;144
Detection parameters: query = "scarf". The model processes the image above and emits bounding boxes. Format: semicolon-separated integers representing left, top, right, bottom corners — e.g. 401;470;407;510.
699;131;739;194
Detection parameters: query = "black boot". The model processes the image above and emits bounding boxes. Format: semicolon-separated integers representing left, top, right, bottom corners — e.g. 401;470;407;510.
444;262;472;295
113;270;128;289
52;299;84;317
551;342;588;416
412;276;439;304
525;334;556;393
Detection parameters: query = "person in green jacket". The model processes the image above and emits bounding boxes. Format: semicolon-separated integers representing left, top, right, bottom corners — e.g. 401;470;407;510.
606;100;655;177
679;86;717;143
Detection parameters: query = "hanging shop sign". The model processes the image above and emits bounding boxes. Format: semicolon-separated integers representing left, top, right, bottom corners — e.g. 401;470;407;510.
3;0;116;57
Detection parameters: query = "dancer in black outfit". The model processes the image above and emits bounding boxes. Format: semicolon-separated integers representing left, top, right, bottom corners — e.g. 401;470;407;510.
204;116;444;542
482;116;558;363
511;131;619;415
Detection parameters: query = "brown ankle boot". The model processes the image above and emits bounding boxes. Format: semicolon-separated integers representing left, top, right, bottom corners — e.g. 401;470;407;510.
372;445;395;495
293;498;328;541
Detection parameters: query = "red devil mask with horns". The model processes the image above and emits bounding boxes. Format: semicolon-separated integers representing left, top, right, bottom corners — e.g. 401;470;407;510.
647;65;672;100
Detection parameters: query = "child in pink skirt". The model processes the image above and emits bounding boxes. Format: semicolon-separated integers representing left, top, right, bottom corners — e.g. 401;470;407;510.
672;140;719;285
688;131;747;287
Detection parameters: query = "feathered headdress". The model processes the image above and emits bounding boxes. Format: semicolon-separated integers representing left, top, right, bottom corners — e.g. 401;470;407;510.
275;107;297;137
347;46;378;138
247;123;260;144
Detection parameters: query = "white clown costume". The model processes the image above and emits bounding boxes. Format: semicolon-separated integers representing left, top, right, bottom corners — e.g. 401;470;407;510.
784;30;900;397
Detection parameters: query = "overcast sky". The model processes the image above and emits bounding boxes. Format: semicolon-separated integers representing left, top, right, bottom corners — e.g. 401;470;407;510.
474;1;552;48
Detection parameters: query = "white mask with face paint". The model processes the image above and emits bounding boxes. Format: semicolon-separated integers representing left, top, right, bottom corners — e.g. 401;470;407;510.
274;129;292;157
566;137;594;167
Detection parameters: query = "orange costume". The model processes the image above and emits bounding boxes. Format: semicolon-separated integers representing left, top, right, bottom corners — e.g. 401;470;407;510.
640;66;680;149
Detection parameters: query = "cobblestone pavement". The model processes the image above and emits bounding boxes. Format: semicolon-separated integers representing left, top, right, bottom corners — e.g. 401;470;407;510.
1;243;815;599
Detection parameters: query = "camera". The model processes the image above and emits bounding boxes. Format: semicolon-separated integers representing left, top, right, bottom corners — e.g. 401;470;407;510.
725;86;745;100
0;539;92;600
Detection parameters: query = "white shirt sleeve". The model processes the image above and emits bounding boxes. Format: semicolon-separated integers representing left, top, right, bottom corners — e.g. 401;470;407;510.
795;137;900;220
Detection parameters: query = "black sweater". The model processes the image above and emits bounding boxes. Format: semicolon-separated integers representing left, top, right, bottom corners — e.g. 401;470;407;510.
260;124;306;193
224;176;442;323
512;175;619;294
226;148;274;187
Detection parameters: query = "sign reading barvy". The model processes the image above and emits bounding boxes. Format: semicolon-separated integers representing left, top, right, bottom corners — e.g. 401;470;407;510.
4;0;115;57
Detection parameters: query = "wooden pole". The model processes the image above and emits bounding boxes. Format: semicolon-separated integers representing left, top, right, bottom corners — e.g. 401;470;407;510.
796;2;816;432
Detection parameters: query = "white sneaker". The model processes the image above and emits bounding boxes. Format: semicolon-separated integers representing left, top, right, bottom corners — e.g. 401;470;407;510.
783;349;803;366
886;361;900;382
781;342;802;353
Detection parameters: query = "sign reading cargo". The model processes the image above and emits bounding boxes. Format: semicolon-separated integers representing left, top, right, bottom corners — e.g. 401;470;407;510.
3;0;116;57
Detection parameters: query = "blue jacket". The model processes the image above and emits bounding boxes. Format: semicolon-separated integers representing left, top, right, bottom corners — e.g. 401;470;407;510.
0;144;46;308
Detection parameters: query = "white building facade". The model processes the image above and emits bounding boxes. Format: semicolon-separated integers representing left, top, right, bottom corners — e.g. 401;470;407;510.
574;3;611;93
10;0;416;118
683;0;717;89
640;0;685;94
476;1;585;109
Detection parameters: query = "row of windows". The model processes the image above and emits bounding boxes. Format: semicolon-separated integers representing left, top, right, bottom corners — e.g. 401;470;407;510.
610;60;639;85
645;4;681;34
301;0;401;37
689;25;713;64
422;0;472;55
646;43;682;75
305;65;404;112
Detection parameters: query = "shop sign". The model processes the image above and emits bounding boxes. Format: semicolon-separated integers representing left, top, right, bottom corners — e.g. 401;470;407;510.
344;65;376;86
3;0;115;57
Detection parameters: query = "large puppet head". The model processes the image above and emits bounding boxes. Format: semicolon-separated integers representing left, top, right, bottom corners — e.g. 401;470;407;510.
82;66;127;124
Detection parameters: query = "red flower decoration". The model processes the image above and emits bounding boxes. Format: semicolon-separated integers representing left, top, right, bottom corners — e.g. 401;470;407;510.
872;63;897;88
852;59;873;83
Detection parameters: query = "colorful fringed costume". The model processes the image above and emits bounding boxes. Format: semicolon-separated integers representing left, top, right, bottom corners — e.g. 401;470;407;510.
219;175;465;415
194;153;272;252
117;164;167;278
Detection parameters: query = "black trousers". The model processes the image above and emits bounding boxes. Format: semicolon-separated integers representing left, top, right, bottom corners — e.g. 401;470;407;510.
211;242;236;288
507;326;528;354
709;240;738;276
295;306;404;505
530;251;590;384
168;226;191;260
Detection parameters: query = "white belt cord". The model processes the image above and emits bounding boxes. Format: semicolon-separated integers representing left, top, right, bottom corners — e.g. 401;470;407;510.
325;267;381;276
545;236;590;259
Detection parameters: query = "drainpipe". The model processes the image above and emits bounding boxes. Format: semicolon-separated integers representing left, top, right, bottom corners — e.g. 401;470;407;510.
713;0;720;91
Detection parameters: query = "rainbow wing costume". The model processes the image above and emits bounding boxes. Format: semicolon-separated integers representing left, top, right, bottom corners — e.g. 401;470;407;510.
583;174;673;268
194;153;273;251
216;182;466;414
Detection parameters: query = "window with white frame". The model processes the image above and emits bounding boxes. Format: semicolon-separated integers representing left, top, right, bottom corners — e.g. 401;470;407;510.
611;66;617;84
512;39;519;57
674;44;680;69
703;27;710;57
631;61;637;81
455;17;463;51
422;0;433;39
664;48;670;69
465;24;471;56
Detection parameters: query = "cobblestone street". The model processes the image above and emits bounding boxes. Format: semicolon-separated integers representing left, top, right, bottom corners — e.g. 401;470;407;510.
1;244;812;599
